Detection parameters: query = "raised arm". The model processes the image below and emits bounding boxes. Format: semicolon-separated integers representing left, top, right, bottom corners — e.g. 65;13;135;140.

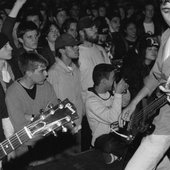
2;0;27;49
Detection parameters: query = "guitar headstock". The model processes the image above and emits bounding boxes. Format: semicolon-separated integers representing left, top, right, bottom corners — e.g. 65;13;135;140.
26;99;78;137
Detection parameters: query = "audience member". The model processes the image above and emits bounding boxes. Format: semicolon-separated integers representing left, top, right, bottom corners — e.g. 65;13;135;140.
2;0;39;79
48;33;84;152
137;2;162;37
0;32;15;169
39;21;60;69
62;18;78;39
54;7;68;32
78;16;110;100
5;52;59;169
85;63;130;164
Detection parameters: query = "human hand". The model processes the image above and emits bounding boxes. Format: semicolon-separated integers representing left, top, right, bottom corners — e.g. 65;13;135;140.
7;151;16;161
119;102;136;128
115;79;129;94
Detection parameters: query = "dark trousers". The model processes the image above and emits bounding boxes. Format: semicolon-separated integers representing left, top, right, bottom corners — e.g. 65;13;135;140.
94;133;129;157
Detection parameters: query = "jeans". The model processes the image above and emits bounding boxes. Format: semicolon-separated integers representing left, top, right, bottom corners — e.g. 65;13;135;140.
125;134;170;170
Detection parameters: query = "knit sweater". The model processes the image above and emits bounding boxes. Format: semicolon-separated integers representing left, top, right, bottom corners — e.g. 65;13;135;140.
5;80;58;146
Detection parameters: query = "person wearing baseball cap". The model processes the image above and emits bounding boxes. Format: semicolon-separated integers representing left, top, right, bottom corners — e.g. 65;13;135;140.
48;33;84;151
55;32;79;50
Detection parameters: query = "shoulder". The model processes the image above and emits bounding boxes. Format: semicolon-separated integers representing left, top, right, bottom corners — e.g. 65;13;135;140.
161;28;170;40
42;80;54;89
85;90;99;105
6;81;19;93
6;81;21;100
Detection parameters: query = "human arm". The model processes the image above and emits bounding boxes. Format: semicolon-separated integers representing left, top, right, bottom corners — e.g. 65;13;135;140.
86;79;128;124
47;69;60;99
9;0;27;18
2;0;27;50
119;86;150;127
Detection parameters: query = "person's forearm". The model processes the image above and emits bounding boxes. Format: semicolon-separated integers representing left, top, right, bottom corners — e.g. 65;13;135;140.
131;86;150;106
9;0;26;18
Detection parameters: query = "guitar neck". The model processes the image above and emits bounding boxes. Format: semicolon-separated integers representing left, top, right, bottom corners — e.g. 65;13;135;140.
143;94;167;118
128;94;167;132
0;127;30;159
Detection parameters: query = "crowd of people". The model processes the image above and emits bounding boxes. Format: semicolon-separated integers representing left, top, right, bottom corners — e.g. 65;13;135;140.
0;0;170;169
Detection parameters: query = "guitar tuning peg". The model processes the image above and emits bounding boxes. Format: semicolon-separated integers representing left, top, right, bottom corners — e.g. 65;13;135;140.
48;104;53;109
52;130;57;137
40;109;44;114
61;126;67;132
59;104;64;109
71;121;76;127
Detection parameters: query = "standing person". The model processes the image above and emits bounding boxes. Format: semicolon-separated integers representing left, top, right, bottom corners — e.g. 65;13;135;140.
62;18;78;39
48;33;84;152
78;16;110;100
85;63;130;164
137;2;162;37
120;1;170;169
0;33;15;169
39;21;60;69
2;0;41;79
5;52;59;169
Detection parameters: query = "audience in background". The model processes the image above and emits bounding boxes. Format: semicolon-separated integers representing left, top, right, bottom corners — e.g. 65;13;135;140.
0;0;167;169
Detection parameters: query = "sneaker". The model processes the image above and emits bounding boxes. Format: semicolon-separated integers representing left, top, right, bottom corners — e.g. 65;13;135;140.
103;153;118;164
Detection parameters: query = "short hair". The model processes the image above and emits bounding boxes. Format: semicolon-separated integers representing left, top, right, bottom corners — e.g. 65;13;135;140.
62;18;77;33
41;21;60;38
22;8;43;22
18;52;48;75
17;21;38;38
93;64;116;86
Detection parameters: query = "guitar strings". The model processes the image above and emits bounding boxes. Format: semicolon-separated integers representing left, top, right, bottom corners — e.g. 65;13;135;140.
129;95;167;129
1;101;76;153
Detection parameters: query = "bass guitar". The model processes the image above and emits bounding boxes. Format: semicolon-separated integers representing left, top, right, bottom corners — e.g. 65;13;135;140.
111;94;167;143
0;98;78;160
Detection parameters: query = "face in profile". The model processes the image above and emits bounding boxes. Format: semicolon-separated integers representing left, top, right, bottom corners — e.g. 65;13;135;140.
30;64;48;85
161;2;170;26
0;42;12;60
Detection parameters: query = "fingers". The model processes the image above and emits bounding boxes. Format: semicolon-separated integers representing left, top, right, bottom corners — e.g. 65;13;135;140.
119;109;131;128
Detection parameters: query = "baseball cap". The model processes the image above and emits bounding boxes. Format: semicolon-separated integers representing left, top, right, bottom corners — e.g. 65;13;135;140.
0;33;9;50
55;33;79;50
77;16;95;31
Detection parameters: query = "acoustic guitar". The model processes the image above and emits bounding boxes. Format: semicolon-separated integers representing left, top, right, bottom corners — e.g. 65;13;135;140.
0;98;78;160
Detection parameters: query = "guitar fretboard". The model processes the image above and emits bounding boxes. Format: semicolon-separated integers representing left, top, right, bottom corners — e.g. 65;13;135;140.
128;94;167;134
0;128;30;159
